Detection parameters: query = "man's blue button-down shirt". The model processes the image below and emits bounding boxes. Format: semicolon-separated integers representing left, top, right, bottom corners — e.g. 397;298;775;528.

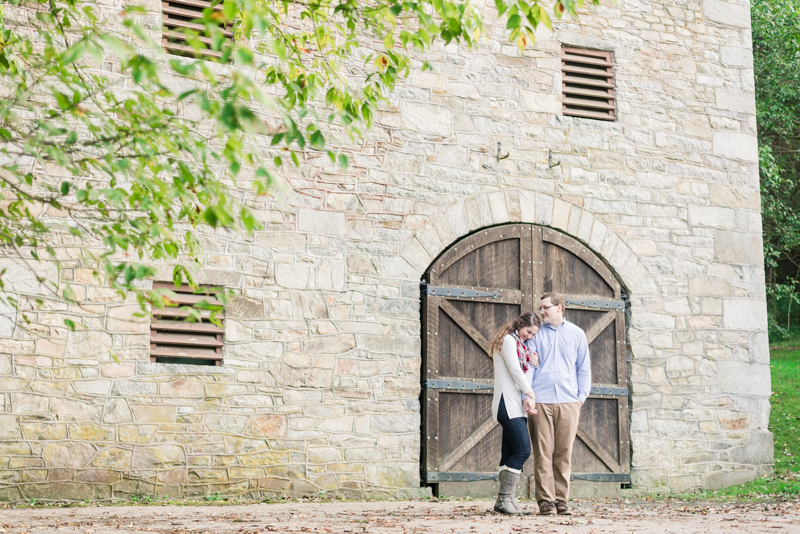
525;320;591;404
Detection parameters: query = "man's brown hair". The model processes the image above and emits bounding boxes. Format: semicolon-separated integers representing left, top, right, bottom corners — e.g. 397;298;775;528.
540;292;565;309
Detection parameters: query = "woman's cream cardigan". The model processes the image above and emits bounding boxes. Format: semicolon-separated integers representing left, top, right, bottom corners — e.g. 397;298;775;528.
492;334;535;420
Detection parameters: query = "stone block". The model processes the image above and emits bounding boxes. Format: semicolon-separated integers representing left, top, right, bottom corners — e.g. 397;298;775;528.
118;424;158;444
713;131;758;162
100;362;135;378
0;414;21;439
0;441;31;455
372;414;418;433
650;418;697;438
204;413;249;434
0;258;57;295
521;90;562;115
106;305;148;333
704;469;757;490
309;447;342;463
384;377;420;397
161;380;205;397
256;232;308;252
687;205;735;229
51;398;101;421
73;380;110;396
298;208;346;237
132;445;186;469
710;185;760;210
730;431;774;465
226;297;265;319
718;360;771;396
400;102;452;136
629;311;676;330
715;88;756;115
688;276;732;297
22;482;94;502
715;230;763;265
245;415;288;438
65;330;112;360
356;334;419;356
365;461;418;488
75;469;122;484
275;263;312;289
103;398;133;424
722;298;768;330
90;447;133;469
225;341;283;360
111;380;157;396
132;405;177;423
21;422;67;441
272;363;333;388
704;0;751;27
224;435;268;454
631;436;672;468
317;416;354;433
302;333;356;354
68;422;115;441
720;46;754;67
10;392;49;414
335;358;399;377
283;389;323;405
43;442;96;468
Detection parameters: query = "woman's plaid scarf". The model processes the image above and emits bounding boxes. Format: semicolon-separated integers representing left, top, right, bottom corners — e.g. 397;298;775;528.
510;331;538;372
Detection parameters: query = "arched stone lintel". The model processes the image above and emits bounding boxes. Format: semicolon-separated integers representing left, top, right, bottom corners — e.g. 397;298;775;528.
400;189;654;298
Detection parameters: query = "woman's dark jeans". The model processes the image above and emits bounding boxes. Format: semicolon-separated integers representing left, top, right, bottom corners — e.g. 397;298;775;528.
497;395;531;471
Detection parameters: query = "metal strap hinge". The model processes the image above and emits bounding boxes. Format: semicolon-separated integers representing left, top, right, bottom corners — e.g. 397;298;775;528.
425;380;493;391
424;383;627;395
565;298;624;310
571;473;630;483
426;285;500;299
425;472;499;482
591;386;628;396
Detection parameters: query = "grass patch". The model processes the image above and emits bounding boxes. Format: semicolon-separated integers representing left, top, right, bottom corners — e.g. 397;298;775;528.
680;346;800;501
769;348;800;475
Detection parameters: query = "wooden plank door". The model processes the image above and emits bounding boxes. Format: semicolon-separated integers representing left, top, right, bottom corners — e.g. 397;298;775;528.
421;225;534;498
537;227;630;497
421;224;629;498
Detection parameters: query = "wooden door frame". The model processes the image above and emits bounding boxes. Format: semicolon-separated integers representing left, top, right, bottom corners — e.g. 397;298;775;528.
420;223;630;493
421;225;531;483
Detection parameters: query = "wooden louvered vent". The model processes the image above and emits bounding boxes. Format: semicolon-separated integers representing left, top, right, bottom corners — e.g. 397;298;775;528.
150;282;224;366
162;0;233;59
561;47;616;121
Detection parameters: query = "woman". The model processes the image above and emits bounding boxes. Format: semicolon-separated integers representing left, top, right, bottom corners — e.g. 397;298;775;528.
489;312;540;515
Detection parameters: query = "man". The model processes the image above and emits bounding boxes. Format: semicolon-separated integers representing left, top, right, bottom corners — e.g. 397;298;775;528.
526;292;591;516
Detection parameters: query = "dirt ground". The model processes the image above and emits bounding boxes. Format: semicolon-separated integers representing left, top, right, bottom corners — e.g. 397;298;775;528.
1;499;799;534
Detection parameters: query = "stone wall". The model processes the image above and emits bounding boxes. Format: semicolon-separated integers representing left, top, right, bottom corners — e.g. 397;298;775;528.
0;0;772;501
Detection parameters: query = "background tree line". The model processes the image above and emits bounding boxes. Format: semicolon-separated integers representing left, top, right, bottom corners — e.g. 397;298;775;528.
753;0;800;339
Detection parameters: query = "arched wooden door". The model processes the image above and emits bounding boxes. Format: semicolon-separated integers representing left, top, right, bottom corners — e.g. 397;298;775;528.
421;224;630;498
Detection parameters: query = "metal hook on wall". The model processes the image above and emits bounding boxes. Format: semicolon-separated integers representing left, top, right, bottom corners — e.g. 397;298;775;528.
496;142;509;161
549;149;561;169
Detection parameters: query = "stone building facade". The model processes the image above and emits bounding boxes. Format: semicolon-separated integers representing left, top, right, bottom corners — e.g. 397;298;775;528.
0;0;772;501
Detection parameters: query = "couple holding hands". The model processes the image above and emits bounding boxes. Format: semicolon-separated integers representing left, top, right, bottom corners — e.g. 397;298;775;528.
490;292;591;516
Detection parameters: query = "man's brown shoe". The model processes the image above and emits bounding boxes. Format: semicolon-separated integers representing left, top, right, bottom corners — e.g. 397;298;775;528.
555;500;572;516
538;501;557;516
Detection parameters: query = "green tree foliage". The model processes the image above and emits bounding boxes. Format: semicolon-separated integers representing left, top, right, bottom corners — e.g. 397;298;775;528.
753;0;800;336
0;0;599;327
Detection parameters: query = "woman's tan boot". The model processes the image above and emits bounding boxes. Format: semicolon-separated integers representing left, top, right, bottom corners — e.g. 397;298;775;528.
493;470;523;515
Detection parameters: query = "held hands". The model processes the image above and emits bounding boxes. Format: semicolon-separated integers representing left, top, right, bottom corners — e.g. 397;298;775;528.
522;396;537;415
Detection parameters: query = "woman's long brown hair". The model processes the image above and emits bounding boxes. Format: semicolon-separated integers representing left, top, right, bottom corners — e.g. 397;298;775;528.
489;312;541;357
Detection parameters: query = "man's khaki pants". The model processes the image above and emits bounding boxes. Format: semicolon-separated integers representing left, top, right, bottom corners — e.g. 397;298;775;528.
528;402;581;507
